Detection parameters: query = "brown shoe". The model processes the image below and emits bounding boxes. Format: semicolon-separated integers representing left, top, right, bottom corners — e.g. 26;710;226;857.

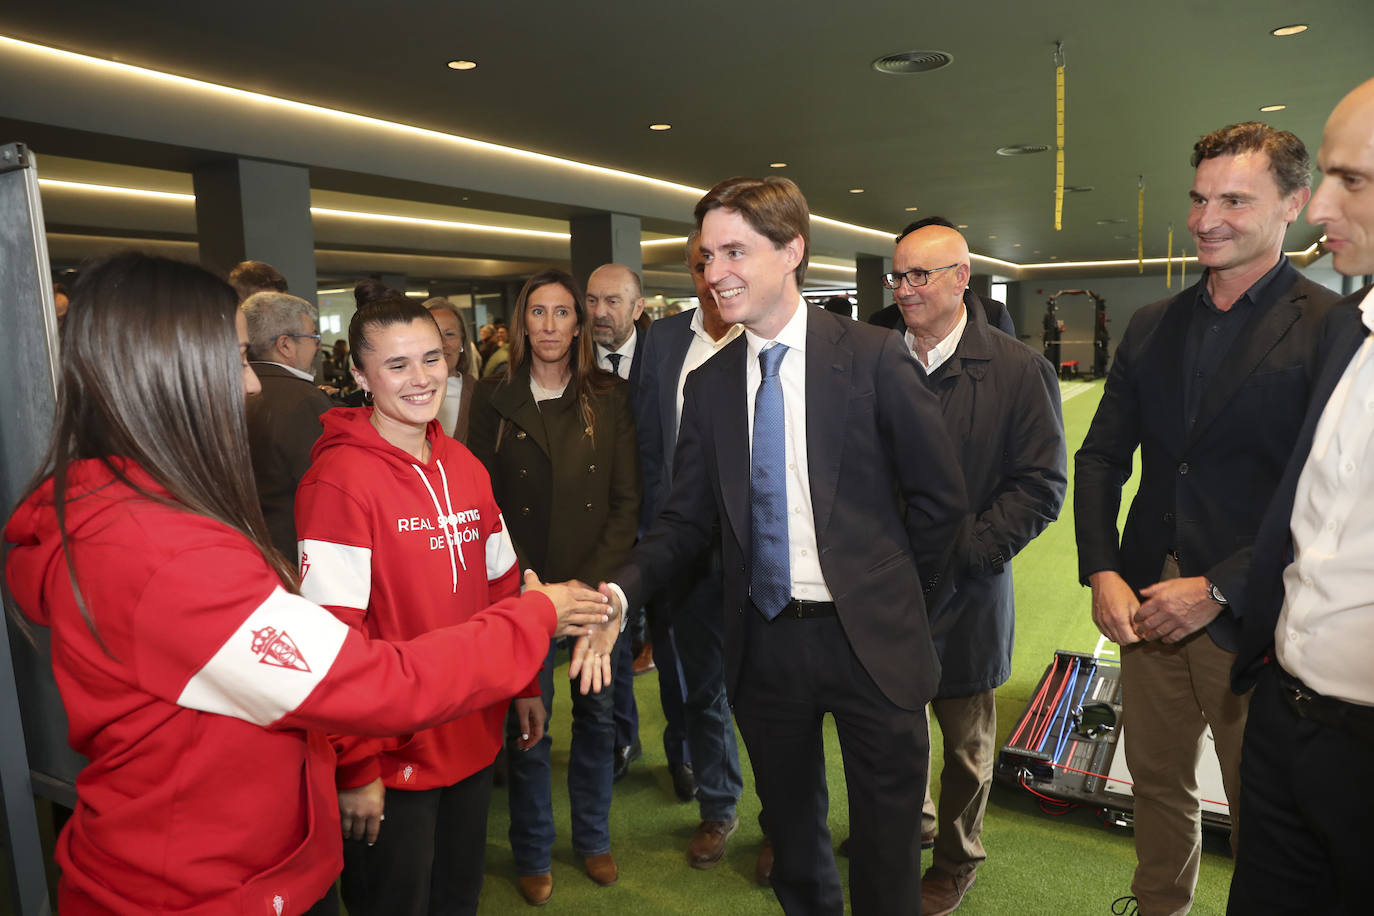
632;643;656;674
754;837;773;887
518;873;553;906
584;852;618;886
687;815;738;869
920;866;976;916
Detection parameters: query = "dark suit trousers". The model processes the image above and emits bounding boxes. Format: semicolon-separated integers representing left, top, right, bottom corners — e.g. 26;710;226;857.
734;610;927;916
1227;665;1374;915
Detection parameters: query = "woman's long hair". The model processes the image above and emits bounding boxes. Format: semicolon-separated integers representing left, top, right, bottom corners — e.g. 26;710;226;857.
505;269;615;435
21;252;296;636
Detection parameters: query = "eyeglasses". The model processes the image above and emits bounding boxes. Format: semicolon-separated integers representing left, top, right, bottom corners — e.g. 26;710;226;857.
882;264;958;290
283;333;322;342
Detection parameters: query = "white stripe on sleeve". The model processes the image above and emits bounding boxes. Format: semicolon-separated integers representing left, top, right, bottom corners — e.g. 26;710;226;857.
176;586;350;726
297;539;372;608
486;514;518;583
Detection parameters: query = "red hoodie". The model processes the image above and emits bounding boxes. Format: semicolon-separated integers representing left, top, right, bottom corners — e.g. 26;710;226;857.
295;407;535;793
3;458;555;916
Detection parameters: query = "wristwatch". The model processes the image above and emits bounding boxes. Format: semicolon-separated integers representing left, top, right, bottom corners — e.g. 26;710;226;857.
1207;580;1228;606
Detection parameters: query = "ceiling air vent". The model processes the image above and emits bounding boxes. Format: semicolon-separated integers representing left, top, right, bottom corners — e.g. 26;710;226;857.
872;50;954;74
996;144;1049;156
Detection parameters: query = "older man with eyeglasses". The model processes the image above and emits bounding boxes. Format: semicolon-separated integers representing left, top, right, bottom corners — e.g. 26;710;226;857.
887;223;1067;915
241;289;333;562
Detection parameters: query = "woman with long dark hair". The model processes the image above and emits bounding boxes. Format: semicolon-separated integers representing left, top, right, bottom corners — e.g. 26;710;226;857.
3;252;608;916
468;268;638;905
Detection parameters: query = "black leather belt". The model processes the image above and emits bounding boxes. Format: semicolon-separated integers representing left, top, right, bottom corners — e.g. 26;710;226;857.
1276;666;1374;745
776;599;837;620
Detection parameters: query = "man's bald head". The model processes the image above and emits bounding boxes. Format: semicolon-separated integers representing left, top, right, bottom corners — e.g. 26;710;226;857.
891;225;972;346
585;263;645;348
1309;77;1374;276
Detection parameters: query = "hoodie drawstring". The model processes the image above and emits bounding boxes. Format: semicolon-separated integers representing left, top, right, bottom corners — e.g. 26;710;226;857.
411;459;467;594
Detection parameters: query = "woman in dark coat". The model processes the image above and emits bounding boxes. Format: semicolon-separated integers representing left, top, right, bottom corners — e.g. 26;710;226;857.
468;268;639;906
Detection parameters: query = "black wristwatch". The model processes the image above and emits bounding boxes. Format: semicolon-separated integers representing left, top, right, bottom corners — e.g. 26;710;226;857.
1207;580;1228;606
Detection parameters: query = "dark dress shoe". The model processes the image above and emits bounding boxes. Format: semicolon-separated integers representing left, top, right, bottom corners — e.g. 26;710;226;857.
668;762;697;802
612;740;641;782
584;852;619;886
518;873;553;906
688;815;738;868
755;837;773;887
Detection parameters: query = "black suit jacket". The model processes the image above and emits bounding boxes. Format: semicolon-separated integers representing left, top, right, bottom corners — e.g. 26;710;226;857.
1075;261;1339;651
615;306;967;710
636;308;709;529
869;289;1016;338
245;362;335;561
1232;290;1372;691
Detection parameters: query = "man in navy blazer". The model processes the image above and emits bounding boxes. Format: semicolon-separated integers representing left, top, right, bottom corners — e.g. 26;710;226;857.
587;263;652;779
596;176;966;915
1075;122;1339;914
632;232;747;867
1228;77;1374;916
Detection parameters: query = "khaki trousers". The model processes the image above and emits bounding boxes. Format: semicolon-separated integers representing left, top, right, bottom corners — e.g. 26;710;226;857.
922;689;998;878
1120;627;1248;916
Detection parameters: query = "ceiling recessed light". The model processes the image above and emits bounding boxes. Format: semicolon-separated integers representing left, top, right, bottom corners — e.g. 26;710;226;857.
872;50;954;74
446;60;477;70
1271;24;1308;36
1050;255;1059;259
988;234;997;239
769;162;787;168
1260;104;1287;112
649;123;672;131
1033;250;1041;254
997;144;1049;156
904;206;919;211
956;224;969;229
1013;243;1022;248
849;188;865;194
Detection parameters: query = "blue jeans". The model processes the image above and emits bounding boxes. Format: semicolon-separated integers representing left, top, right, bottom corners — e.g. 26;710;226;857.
655;545;743;821
506;640;615;874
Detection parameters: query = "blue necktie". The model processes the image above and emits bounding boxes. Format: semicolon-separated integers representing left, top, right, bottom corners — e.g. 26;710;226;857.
750;344;790;619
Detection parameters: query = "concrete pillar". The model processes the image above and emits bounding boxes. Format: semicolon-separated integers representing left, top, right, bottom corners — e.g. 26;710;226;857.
856;253;892;321
570;213;642;292
192;158;317;304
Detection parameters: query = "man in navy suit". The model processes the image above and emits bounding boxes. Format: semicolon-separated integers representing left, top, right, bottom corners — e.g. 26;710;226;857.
632;232;746;866
1228;77;1374;916
587;263;652;780
593;176;967;915
1075;122;1339;914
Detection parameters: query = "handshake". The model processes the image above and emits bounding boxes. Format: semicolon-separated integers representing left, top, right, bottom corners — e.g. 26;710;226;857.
521;570;627;695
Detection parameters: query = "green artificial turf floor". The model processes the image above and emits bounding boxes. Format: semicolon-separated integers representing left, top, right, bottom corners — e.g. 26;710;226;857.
474;378;1236;914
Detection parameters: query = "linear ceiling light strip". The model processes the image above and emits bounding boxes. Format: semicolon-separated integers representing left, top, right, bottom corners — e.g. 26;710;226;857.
1166;224;1173;289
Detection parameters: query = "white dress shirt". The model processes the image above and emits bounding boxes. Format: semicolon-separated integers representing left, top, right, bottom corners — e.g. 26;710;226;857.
597;329;637;379
743;298;833;602
675;308;744;432
904;303;968;373
257;360;316;383
1275;285;1374;706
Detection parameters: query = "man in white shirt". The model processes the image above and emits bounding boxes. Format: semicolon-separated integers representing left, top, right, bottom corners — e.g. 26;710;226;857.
1229;76;1374;916
889;225;1066;915
587;262;653;779
241;291;333;561
594;176;967;915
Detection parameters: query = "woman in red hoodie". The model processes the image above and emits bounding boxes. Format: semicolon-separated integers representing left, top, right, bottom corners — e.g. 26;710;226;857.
295;287;577;916
3;253;610;916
